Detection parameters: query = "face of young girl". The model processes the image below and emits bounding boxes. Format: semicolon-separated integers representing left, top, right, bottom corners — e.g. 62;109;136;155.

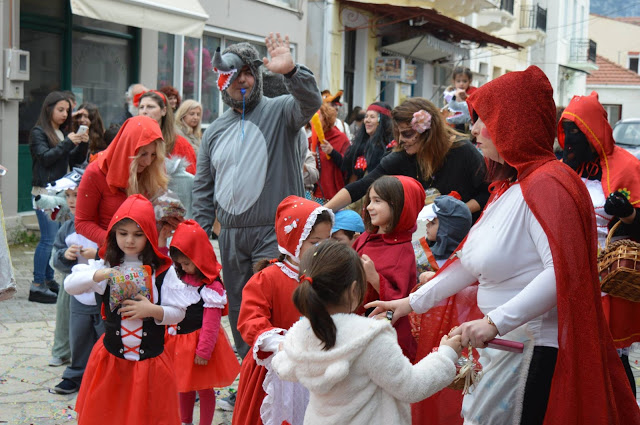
175;256;198;275
367;187;393;233
299;221;332;259
116;221;148;256
426;218;439;242
454;74;471;91
51;100;69;128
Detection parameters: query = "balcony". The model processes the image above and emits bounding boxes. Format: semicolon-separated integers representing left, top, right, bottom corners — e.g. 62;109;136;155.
476;0;516;32
567;39;598;71
520;4;547;32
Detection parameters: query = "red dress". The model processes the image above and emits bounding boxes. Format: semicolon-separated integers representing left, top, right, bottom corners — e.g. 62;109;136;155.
232;262;303;425
170;135;197;175
310;126;350;200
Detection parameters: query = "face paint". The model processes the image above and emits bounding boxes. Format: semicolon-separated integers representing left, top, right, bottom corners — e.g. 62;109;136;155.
480;126;491;138
562;121;595;170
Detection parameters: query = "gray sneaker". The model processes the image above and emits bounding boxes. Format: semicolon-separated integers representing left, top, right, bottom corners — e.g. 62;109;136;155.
217;392;236;411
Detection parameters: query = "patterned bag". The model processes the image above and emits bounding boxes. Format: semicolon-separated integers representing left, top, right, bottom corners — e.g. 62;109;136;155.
108;265;153;311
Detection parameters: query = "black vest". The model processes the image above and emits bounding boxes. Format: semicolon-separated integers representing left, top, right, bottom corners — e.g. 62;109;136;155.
102;270;166;360
176;284;204;335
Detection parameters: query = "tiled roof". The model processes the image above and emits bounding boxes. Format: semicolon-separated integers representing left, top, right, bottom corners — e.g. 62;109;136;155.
587;55;640;86
613;17;640;26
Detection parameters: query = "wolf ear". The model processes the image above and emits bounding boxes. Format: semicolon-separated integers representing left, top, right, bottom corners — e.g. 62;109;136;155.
253;59;264;68
212;47;232;72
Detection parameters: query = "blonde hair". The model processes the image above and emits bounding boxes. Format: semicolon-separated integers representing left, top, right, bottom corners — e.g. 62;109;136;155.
175;100;203;140
127;140;169;197
392;97;465;179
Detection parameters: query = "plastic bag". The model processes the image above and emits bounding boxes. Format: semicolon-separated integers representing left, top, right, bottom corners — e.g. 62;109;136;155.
153;190;186;223
108;265;153;311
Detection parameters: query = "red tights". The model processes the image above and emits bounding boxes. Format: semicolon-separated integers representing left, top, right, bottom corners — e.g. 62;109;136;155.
179;389;216;425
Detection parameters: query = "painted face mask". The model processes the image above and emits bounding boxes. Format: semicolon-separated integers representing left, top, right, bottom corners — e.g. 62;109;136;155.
562;121;596;170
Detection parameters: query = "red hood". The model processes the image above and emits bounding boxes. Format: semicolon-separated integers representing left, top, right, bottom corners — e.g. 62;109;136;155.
98;194;172;275
170;219;222;285
96;116;164;193
467;66;557;180
559;91;640;204
383;176;425;244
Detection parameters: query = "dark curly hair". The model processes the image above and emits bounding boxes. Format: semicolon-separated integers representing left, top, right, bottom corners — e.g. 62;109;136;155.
104;218;162;271
169;246;206;281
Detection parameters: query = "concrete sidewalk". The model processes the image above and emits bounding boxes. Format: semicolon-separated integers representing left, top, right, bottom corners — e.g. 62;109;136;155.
0;241;237;425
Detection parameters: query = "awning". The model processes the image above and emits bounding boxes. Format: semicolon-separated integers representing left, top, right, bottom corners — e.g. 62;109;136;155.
339;0;521;51
70;0;209;38
381;34;470;62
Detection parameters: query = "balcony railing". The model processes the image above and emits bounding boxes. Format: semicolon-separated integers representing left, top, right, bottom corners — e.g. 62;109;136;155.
500;0;515;15
520;4;547;32
570;39;597;63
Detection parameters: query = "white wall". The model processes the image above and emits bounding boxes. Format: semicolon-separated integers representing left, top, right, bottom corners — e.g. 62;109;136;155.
587;85;640;120
589;15;640;68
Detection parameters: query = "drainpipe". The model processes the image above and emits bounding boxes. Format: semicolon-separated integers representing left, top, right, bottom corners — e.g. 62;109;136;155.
321;0;333;91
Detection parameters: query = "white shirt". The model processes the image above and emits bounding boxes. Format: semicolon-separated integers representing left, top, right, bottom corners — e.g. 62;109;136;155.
410;184;559;347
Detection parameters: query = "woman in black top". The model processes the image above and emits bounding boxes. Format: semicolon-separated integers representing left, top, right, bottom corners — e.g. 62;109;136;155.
325;98;489;222
29;91;88;303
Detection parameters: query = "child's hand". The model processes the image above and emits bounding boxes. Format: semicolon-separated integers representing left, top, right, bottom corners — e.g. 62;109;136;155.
119;294;163;320
440;334;463;357
361;254;380;292
80;247;97;260
93;267;118;282
64;244;82;261
158;223;173;248
194;354;208;366
418;271;436;284
455;88;468;101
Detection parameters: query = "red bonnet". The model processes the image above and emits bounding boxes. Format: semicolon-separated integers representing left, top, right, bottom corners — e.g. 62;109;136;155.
170;219;222;284
276;196;334;261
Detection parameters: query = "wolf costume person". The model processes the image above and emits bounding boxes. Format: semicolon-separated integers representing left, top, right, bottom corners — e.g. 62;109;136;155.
192;40;322;358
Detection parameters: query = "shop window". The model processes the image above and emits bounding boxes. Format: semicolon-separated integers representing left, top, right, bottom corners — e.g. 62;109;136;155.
201;35;221;123
432;65;451;108
183;36;201;102
158;33;175;88
21;0;65;18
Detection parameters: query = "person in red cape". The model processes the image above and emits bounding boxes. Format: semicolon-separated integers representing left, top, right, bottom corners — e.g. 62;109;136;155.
309;102;350;202
368;66;640;425
233;196;334;425
64;194;200;425
138;90;197;174
75;115;169;246
353;175;425;361
165;220;240;425
559;91;640;396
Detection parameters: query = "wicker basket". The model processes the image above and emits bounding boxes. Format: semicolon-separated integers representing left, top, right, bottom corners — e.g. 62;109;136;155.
598;221;640;302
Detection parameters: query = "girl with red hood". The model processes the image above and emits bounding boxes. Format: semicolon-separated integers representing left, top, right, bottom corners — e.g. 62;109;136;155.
165;220;241;425
559;91;640;397
64;194;200;425
367;66;640;425
75;115;169;247
354;175;426;362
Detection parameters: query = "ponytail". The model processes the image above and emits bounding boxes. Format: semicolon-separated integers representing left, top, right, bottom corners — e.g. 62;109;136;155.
254;253;286;273
293;240;366;350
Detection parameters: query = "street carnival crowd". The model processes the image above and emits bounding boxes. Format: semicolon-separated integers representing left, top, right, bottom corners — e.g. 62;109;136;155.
3;30;640;425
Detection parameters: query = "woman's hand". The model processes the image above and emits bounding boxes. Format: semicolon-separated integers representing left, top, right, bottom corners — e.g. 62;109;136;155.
68;132;89;145
449;318;498;348
361;254;380;293
80;247;97;260
194;354;208;366
263;32;295;75
440;334;463;357
364;297;412;325
320;141;334;155
64;244;82;261
93;268;118;282
119;294;163;321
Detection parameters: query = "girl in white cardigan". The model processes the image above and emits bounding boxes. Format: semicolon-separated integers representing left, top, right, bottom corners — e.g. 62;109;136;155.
272;240;462;425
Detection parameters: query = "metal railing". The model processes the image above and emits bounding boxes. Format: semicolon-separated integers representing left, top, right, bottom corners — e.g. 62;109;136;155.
500;0;515;15
570;39;597;63
520;4;547;32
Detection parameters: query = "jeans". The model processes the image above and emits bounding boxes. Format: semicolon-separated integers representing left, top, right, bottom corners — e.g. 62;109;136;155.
33;205;60;284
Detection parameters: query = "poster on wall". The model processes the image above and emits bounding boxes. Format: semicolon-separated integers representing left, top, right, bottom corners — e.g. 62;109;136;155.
374;57;405;81
404;64;417;84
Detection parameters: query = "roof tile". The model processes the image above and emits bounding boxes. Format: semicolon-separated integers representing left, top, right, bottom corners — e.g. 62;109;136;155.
587;55;640;86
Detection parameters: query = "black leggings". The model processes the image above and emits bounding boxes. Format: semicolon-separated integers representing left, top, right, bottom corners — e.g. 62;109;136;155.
520;346;558;425
621;354;637;398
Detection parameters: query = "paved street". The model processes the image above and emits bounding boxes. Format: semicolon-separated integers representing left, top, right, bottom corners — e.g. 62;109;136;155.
0;239;237;425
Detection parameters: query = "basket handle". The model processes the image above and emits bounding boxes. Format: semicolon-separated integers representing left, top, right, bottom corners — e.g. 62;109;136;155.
605;220;624;248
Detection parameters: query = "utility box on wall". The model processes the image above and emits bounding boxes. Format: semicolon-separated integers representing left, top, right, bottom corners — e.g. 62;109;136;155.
2;48;29;101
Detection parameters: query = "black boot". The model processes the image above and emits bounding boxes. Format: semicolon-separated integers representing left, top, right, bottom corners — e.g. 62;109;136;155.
28;282;57;304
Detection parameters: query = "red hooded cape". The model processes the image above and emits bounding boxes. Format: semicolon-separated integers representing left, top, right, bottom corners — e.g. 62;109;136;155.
560;92;640;349
311;126;350;200
95;115;164;193
170;219;222;285
98;194;172;276
354;175;426;361
413;66;640;425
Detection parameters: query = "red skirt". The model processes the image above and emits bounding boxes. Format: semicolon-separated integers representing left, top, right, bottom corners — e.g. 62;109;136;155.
165;328;241;392
232;352;267;425
75;335;180;425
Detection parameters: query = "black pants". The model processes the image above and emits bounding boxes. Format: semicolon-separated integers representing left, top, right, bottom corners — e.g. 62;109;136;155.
621;354;637;398
520;346;558;425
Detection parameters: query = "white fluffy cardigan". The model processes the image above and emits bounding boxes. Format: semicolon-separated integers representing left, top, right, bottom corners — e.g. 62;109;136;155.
272;313;458;425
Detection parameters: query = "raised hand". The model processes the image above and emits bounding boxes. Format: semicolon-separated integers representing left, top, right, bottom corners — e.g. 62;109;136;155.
263;32;295;75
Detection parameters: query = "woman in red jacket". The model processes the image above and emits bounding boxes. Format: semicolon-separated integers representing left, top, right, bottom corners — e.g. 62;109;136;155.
75;115;169;247
138;90;197;175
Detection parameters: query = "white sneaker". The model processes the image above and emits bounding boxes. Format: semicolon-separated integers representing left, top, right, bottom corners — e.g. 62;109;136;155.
48;356;69;367
217;392;236;411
